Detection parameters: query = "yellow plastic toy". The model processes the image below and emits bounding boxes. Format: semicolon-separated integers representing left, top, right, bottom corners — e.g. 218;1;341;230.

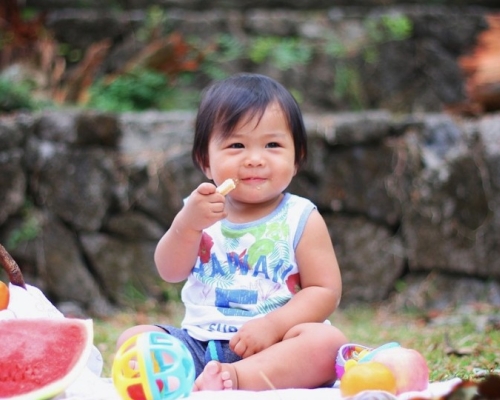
112;332;195;400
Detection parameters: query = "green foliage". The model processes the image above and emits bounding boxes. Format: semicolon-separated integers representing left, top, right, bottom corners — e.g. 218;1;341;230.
365;14;413;44
160;281;183;303
324;35;349;58
328;14;413;109
216;34;245;62
381;15;413;41
333;64;364;110
7;202;41;249
289;88;303;105
0;11;416;114
362;14;413;66
0;77;37;112
122;282;148;304
87;69;172;112
137;6;169;41
249;36;313;70
87;33;242;112
58;44;83;64
19;7;38;20
201;34;244;81
157;74;201;110
394;279;408;294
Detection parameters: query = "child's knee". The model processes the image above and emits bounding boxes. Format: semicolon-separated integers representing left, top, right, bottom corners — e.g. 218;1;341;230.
290;323;347;351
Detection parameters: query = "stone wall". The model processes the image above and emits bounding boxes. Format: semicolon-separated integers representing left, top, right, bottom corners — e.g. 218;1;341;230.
1;110;499;316
24;0;500;10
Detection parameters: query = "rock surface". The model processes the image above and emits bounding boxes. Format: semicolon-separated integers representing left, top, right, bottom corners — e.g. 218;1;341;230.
1;110;499;315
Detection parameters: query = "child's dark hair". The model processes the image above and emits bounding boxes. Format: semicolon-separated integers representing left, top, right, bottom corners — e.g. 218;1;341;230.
192;73;307;171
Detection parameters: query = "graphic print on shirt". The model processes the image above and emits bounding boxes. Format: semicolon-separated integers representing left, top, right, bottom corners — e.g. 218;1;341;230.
193;200;295;318
198;232;214;264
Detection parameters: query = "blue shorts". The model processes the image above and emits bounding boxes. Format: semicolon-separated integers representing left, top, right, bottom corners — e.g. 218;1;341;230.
156;325;242;378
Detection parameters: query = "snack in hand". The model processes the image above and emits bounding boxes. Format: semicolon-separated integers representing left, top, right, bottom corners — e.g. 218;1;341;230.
216;178;238;196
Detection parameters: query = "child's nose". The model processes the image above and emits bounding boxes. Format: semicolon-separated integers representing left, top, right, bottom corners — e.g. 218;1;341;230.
244;150;264;166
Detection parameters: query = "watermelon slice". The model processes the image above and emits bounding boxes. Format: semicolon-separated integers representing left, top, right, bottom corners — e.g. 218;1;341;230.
0;318;93;400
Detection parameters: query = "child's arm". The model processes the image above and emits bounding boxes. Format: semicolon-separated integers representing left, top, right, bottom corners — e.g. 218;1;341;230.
230;209;342;358
154;182;227;282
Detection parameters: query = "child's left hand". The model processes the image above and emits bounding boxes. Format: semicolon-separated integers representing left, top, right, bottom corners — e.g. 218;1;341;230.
229;317;282;358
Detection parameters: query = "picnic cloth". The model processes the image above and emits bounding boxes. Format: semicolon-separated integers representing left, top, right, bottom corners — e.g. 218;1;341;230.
62;368;462;400
1;283;462;400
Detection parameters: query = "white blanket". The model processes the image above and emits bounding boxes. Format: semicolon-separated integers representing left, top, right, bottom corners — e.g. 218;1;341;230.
2;283;463;400
62;367;462;400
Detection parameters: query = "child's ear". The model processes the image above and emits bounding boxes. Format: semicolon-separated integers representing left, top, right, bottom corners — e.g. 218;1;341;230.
203;165;213;180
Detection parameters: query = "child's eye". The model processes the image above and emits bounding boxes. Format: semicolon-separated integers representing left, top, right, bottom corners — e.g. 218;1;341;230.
229;143;244;149
266;142;281;148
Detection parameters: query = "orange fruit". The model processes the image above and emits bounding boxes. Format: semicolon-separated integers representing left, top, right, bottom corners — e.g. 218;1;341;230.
0;281;9;310
340;361;397;397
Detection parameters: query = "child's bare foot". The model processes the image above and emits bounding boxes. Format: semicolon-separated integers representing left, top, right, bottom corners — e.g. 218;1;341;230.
193;361;237;391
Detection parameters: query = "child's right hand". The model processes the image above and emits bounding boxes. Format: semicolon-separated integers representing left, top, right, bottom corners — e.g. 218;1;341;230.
179;182;229;232
154;181;229;282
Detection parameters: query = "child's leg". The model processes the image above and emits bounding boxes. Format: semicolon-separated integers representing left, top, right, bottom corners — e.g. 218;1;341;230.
195;322;347;391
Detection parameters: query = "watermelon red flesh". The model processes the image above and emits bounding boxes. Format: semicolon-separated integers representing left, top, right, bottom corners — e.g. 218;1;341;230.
0;318;93;399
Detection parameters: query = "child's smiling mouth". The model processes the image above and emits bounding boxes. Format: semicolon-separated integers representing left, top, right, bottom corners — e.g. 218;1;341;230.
241;177;267;185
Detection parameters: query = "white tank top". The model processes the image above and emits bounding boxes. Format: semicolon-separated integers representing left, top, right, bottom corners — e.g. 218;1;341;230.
181;193;316;341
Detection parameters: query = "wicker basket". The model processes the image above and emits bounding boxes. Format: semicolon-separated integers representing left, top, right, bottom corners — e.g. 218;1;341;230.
0;243;26;289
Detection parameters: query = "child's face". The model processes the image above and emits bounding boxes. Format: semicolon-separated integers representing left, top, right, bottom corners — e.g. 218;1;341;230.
204;103;297;204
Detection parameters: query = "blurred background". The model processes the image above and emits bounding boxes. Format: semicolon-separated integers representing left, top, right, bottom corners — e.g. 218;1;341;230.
2;0;500;113
1;0;499;318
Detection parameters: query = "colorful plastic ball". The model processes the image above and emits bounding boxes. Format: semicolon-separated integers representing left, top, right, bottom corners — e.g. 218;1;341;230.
112;331;195;400
335;342;400;379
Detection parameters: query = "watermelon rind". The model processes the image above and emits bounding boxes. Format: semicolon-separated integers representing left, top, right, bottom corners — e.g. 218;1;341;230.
0;318;93;400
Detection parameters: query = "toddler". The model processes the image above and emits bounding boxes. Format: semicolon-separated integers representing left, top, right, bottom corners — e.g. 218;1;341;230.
117;73;348;391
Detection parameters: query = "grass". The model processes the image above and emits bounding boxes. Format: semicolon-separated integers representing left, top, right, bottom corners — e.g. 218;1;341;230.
331;303;499;383
93;300;500;383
